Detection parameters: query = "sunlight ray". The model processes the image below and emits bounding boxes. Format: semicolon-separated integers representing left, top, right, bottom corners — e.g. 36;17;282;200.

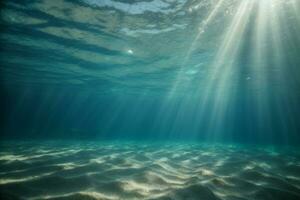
197;0;255;140
168;0;225;97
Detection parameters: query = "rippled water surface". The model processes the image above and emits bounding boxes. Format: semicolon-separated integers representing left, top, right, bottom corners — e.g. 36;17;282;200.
1;0;299;94
1;142;300;200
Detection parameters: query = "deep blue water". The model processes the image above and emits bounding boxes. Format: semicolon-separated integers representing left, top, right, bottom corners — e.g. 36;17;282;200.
1;0;300;199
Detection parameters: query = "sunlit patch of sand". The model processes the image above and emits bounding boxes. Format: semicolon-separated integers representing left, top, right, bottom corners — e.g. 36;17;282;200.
0;155;24;161
257;162;271;170
34;191;119;200
56;162;78;170
0;154;42;162
244;164;255;170
0;172;55;184
90;157;105;164
79;191;119;200
122;179;167;196
199;169;214;176
0;142;299;200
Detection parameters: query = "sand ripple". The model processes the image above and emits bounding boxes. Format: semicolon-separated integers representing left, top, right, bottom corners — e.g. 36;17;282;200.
0;142;300;200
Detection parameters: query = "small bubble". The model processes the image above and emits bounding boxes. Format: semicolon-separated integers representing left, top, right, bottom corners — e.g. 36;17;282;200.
127;49;133;54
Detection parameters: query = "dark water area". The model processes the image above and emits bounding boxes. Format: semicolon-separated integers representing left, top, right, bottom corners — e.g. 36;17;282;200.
1;84;300;144
1;0;300;199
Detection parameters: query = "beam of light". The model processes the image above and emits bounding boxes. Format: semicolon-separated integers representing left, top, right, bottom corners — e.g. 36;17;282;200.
250;0;274;142
163;0;257;141
159;0;300;142
291;0;300;18
168;0;225;98
102;0;300;142
246;0;300;142
197;0;300;142
198;0;255;141
263;0;297;143
183;0;225;61
157;0;228;140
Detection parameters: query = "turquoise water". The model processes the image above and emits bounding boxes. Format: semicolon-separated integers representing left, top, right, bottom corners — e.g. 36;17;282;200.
1;0;300;199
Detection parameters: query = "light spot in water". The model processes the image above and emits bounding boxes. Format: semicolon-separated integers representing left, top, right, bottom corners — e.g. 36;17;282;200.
185;69;198;75
127;49;133;54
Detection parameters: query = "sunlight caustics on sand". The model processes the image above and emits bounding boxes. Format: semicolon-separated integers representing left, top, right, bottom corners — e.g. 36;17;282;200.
1;142;300;200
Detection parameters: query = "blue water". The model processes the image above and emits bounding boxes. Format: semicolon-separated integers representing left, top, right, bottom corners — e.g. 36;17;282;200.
1;0;300;199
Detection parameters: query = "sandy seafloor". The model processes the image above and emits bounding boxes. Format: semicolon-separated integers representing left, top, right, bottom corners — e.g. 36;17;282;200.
0;142;300;200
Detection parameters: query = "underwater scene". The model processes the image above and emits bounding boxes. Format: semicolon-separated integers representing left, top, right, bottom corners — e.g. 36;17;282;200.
1;0;300;199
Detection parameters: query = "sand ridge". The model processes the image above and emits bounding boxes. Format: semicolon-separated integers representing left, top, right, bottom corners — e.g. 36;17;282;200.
0;142;300;200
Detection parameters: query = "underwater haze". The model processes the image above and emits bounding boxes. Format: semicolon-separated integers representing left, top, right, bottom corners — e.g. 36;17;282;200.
1;0;300;199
